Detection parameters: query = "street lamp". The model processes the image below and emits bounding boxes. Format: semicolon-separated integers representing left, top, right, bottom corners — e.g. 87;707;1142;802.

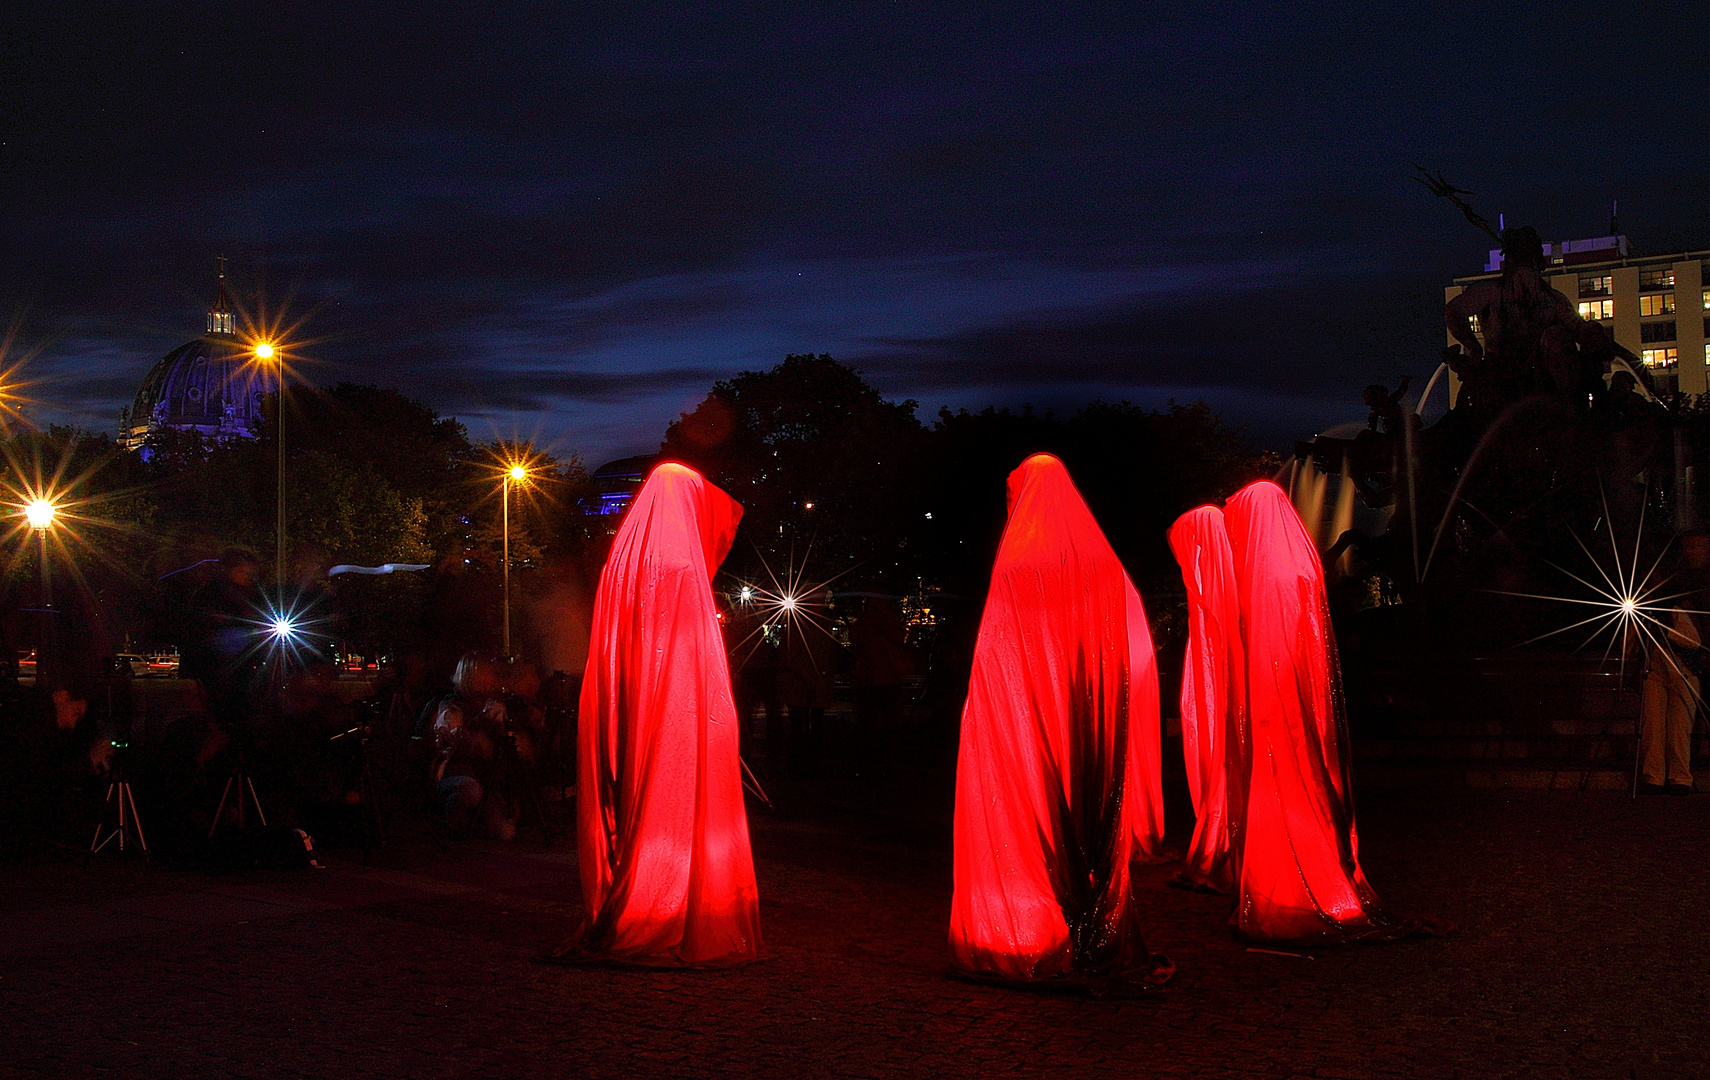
25;499;56;531
24;496;58;687
255;341;283;592
502;462;529;658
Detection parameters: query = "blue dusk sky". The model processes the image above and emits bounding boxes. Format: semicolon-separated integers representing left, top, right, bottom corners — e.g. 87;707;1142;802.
1;2;1704;465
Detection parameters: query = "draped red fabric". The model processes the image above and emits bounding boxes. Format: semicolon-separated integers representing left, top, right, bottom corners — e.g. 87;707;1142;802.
1167;505;1247;893
949;454;1167;982
1125;574;1166;863
569;462;762;966
1223;480;1393;942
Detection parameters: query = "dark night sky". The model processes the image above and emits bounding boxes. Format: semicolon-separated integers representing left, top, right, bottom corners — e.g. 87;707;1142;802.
1;3;1705;465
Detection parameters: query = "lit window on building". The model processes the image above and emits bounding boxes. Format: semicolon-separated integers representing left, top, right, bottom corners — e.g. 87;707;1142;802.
1640;268;1676;291
1579;299;1613;320
1579;275;1613;296
1702;288;1709;311
1641;347;1679;371
1641;321;1677;343
1640;293;1675;317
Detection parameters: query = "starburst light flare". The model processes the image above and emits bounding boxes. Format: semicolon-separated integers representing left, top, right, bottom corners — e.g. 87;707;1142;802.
721;535;865;670
24;498;56;531
1492;489;1710;800
1492;490;1710;690
229;283;328;391
0;324;49;434
237;591;332;671
0;434;158;601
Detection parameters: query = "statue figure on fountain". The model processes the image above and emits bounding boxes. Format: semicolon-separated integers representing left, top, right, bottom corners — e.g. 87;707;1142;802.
1304;175;1679;622
1364;377;1411;435
1443;225;1625;423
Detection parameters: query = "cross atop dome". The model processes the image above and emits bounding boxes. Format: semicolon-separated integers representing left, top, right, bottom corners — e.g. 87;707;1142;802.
207;256;234;336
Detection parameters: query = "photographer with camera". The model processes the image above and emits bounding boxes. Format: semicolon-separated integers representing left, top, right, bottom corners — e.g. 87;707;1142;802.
427;653;523;839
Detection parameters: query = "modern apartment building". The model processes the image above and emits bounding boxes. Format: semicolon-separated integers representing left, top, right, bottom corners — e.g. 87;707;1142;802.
1447;238;1710;395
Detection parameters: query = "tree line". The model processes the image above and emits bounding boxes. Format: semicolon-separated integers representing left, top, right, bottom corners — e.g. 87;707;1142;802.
0;356;1273;677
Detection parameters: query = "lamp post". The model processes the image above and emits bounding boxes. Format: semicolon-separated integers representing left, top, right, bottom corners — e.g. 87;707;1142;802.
26;498;56;532
254;341;282;592
26;498;56;687
502;463;527;659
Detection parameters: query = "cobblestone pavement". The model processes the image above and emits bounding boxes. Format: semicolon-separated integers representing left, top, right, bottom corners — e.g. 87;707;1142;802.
4;778;1708;1079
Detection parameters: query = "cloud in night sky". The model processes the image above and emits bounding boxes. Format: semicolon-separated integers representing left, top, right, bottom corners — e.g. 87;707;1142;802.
0;2;1704;463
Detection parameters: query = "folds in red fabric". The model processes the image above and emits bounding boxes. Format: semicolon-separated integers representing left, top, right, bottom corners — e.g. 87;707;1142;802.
950;454;1167;983
1223;480;1397;942
569;463;762;966
1168;505;1246;894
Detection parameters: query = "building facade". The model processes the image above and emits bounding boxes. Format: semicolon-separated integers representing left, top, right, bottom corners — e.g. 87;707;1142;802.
584;455;656;516
1447;239;1710;395
122;266;278;451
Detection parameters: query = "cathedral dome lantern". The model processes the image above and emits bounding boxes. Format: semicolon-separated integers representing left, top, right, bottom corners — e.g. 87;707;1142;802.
207;256;236;336
122;259;278;452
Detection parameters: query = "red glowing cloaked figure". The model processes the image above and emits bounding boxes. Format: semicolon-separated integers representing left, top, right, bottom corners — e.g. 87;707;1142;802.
1223;480;1397;942
1167;505;1247;894
949;454;1170;984
563;462;762;967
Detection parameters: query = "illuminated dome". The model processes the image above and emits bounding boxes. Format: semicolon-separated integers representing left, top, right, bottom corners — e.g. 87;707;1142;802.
122;262;277;451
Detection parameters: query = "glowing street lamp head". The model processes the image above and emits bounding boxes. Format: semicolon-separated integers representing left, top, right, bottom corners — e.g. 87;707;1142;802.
779;594;798;613
508;463;528;483
24;499;56;531
253;342;276;361
1620;597;1638;616
270;616;296;640
739;586;754;603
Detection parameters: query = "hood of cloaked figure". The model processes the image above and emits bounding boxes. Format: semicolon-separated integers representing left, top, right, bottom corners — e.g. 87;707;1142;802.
1223;480;1321;593
626;462;744;581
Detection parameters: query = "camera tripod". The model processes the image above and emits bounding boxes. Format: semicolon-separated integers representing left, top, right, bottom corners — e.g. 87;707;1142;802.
497;720;555;842
739;755;773;810
330;719;387;849
209;751;269;839
90;745;148;857
210;771;268;836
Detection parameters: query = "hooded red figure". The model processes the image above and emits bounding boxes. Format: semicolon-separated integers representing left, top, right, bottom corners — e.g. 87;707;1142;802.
950;454;1168;983
1168;505;1247;894
566;462;762;966
1223;480;1393;942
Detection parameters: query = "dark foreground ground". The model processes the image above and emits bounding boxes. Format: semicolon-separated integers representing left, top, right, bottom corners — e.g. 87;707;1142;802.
4;777;1707;1079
